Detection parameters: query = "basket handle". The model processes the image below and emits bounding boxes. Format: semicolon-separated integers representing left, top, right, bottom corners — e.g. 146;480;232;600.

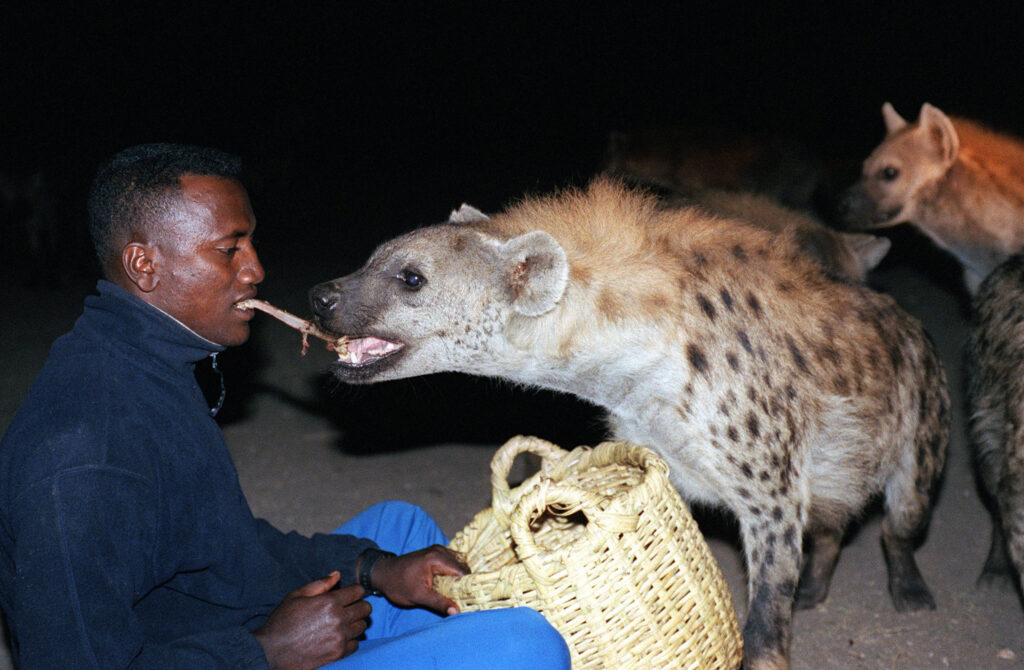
508;479;640;590
490;436;570;525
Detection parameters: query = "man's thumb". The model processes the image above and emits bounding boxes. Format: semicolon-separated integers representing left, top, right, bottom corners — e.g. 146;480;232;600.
294;570;341;597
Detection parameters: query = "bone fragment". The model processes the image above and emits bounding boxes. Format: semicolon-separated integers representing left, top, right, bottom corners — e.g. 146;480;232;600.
236;299;348;356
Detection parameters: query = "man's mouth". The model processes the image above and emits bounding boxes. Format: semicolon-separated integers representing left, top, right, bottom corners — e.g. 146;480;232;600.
233;294;259;316
334;336;404;366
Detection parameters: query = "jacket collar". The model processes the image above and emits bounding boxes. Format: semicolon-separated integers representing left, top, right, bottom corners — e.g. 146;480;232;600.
81;280;227;368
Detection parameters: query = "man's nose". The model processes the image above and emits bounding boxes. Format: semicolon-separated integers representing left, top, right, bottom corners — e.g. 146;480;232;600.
240;247;265;285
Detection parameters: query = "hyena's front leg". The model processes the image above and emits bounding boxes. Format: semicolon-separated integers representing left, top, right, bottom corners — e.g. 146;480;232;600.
739;507;803;670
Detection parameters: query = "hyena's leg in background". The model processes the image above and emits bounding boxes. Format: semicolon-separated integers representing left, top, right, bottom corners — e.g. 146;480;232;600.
794;525;843;609
738;504;803;670
997;429;1024;597
974;428;1018;586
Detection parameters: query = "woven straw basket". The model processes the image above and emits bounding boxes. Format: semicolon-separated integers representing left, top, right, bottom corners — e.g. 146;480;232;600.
434;435;742;669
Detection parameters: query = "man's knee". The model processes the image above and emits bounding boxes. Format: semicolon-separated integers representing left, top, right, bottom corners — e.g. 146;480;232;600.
472;608;571;669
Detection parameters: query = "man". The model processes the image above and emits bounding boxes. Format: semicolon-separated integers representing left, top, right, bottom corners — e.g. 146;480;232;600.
0;144;570;669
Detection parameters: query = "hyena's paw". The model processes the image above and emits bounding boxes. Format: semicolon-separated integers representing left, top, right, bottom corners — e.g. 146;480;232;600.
976;535;1017;591
882;533;936;611
889;572;937;612
794;583;827;610
976;564;1017;591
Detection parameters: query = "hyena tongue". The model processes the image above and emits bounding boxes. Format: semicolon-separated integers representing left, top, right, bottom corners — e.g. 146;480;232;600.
338;336;404;365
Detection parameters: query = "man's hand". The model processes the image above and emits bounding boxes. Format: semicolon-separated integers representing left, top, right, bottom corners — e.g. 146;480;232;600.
254;571;371;670
369;545;470;615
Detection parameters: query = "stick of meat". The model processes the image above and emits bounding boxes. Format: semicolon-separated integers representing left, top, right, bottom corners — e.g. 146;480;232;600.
235;299;348;357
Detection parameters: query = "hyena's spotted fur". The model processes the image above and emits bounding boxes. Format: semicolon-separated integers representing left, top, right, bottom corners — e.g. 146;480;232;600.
310;178;950;670
968;252;1024;596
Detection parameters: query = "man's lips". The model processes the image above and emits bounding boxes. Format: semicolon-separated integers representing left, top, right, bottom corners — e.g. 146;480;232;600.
233;300;257;320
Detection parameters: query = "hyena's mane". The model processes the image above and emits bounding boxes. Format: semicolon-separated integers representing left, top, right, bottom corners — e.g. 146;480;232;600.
467;177;830;347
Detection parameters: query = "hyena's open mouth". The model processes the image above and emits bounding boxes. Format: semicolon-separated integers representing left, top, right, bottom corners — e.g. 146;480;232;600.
330;335;406;382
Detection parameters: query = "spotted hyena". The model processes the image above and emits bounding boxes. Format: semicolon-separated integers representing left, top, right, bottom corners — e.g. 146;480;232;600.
968;251;1024;597
840;102;1024;294
310;178;949;670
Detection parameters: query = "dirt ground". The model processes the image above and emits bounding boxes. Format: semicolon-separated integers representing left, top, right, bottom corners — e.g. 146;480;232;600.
2;231;1023;669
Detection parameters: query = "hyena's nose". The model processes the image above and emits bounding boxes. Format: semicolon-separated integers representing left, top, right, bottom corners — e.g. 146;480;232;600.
309;282;342;320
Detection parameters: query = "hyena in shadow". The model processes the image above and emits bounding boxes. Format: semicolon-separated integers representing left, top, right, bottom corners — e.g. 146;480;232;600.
968;251;1024;600
311;178;950;670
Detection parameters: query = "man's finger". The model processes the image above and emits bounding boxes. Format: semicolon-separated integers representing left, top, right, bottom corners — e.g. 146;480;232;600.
292;570;341;598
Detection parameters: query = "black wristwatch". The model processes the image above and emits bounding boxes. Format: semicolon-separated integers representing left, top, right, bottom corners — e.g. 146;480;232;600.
358;548;396;597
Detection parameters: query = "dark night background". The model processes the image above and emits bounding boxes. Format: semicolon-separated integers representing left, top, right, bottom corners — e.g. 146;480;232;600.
3;2;1023;449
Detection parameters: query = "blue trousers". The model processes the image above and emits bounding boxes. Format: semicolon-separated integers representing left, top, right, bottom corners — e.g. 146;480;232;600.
321;501;571;669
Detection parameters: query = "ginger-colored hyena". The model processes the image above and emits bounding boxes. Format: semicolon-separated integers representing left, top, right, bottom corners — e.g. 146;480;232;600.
840;102;1024;294
968;251;1024;597
310;178;949;670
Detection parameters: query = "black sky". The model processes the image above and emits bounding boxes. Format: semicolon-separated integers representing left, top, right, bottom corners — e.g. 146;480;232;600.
2;3;1022;270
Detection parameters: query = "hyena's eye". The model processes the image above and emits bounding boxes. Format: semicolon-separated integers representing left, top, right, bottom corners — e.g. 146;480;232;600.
396;268;427;290
878;166;900;181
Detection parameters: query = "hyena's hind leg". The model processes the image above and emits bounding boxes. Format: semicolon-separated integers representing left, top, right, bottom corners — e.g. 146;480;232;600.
995;437;1024;597
974;430;1020;589
881;431;946;611
794;525;843;610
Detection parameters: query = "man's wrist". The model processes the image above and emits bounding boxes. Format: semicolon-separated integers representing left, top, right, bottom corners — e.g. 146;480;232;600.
357;548;396;597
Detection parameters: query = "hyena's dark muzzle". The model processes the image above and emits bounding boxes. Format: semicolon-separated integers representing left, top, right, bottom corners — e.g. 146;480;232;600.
837;182;899;230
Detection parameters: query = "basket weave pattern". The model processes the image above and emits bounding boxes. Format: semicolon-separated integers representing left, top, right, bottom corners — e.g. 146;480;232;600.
435;436;742;669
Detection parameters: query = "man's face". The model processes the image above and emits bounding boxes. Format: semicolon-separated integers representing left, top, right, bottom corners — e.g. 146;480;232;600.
147;175;265;346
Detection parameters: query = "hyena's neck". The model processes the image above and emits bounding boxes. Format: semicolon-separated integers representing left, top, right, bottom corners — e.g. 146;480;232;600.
914;167;1024;278
494;320;688;411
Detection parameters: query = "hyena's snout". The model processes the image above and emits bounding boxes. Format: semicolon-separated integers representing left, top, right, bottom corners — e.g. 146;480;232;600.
838;182;905;230
838;183;882;230
309;280;343;328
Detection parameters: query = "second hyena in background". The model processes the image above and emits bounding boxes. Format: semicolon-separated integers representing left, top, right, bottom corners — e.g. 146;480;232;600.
968;252;1024;597
670;189;891;283
840;102;1024;294
604;124;825;213
310;178;950;670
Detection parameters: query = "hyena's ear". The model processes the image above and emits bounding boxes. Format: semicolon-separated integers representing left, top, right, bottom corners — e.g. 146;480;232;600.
449;203;490;223
919;103;959;166
841;232;892;274
881;102;907;134
499;231;569;317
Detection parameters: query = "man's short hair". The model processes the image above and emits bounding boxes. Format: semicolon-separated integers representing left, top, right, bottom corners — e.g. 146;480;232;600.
87;143;242;274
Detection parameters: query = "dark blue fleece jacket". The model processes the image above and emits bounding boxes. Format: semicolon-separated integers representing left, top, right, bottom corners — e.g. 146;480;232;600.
0;280;375;668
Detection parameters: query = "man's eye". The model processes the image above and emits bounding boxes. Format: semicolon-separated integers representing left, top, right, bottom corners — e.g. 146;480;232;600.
396;269;426;289
219;247;239;256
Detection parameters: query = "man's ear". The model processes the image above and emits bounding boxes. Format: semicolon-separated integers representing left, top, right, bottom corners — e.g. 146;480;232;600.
499;231;569;317
121;243;159;292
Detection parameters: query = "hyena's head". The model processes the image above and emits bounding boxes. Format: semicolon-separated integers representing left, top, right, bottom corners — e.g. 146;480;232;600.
308;209;569;384
839;102;959;230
